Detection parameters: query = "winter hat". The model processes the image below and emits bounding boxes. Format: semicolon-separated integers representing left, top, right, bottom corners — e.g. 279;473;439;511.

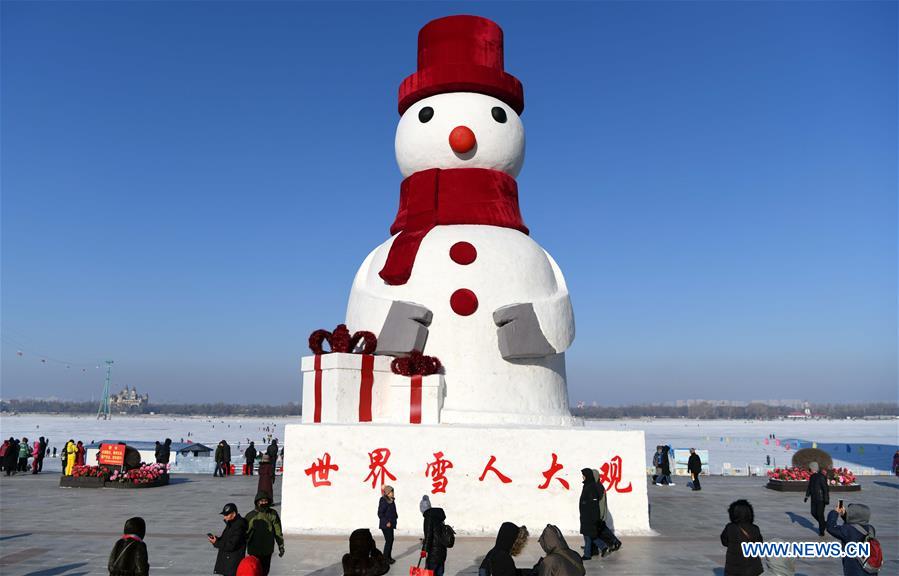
254;491;272;504
728;499;755;524
236;555;263;576
845;503;871;525
420;495;432;514
123;517;146;540
398;15;524;115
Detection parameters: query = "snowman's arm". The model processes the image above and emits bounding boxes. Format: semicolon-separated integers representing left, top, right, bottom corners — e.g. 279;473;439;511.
532;249;575;352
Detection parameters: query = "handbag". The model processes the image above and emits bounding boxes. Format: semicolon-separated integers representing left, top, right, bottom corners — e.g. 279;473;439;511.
410;555;434;576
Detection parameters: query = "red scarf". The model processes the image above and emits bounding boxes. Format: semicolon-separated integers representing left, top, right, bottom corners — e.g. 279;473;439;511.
378;168;528;285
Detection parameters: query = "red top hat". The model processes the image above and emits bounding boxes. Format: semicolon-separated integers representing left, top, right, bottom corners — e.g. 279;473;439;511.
398;15;524;116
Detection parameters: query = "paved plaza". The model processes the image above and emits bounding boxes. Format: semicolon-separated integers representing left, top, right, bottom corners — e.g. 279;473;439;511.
1;472;896;575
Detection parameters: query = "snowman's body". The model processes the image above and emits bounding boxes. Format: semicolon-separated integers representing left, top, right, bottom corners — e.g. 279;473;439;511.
347;224;575;425
345;91;577;426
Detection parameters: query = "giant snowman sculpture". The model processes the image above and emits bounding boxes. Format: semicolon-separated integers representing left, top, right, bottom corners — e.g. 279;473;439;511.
283;15;649;536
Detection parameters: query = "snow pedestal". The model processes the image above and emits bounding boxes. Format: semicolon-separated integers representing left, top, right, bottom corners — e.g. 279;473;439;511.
281;423;650;535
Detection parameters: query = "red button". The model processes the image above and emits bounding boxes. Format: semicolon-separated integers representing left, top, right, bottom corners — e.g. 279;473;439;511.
449;242;477;265
450;289;478;316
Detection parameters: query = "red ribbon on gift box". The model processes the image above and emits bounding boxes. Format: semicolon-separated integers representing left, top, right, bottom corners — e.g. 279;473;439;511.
410;375;422;424
312;354;375;423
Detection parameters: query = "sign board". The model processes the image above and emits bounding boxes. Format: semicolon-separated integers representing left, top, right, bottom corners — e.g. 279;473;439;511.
673;448;709;475
282;423;650;535
98;443;126;466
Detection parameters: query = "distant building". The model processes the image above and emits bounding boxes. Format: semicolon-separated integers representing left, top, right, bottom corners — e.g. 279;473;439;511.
110;386;149;412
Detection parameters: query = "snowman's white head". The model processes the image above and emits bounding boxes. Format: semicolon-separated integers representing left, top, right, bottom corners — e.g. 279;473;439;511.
395;92;525;179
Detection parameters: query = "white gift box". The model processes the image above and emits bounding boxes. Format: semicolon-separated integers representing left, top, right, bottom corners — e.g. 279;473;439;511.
300;354;445;425
300;353;393;424
386;374;445;425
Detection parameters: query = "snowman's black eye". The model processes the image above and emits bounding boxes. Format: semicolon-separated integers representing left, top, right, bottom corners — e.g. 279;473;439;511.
418;106;434;123
491;107;507;123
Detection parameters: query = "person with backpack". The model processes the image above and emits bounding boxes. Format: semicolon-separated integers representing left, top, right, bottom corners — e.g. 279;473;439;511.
342;528;389;576
826;502;882;575
377;485;398;565
108;517;150;576
422;507;454;576
245;491;284;576
480;522;529;576
720;499;763;576
532;524;584;576
804;461;829;536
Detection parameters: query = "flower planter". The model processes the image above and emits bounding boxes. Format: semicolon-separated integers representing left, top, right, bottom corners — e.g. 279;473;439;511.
766;479;861;492
105;473;170;489
59;475;105;488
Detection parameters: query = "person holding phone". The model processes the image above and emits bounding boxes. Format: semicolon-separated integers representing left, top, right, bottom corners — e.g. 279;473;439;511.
209;502;248;576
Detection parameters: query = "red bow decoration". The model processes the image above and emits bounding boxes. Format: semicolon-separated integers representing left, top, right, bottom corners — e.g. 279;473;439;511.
391;350;442;376
309;324;377;355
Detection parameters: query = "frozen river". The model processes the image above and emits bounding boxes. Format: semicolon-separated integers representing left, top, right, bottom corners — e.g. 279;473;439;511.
1;414;895;474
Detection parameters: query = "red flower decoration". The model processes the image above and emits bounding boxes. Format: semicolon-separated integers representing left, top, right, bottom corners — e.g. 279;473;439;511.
309;324;377;355
391;350;442;376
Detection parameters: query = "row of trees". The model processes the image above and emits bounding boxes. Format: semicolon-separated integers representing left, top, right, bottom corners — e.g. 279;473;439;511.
1;399;895;419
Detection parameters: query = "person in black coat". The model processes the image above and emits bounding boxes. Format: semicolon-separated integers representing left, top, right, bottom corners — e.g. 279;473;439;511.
480;522;529;576
661;445;673;485
578;468;607;560
342;528;389;576
156;438;172;465
222;441;232;476
244;442;257;476
376;485;398;564
108;516;150;576
4;438;18;476
422;507;452;576
266;439;279;467
209;502;247;576
720;499;763;576
804;461;829;536
688;448;703;491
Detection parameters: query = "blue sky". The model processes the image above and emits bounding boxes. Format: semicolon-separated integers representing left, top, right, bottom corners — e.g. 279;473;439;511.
2;1;895;405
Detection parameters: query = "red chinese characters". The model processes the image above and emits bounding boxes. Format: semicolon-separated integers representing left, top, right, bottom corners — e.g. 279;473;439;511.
537;453;570;490
304;452;339;487
478;455;512;484
424;451;454;493
364;448;397;489
600;455;632;493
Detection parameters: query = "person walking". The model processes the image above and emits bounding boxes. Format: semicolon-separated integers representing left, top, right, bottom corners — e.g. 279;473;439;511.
578;468;607;560
209;502;248;576
266;439;279;468
804;461;829;536
532;524;585;576
342;528;390;576
652;446;664;485
108;516;150;576
244;442;257;476
688;448;703;491
223;440;232;476
661;445;674;485
17;437;30;472
479;522;529;576
257;455;275;498
826;502;880;576
590;469;620;556
156;439;172;466
421;507;453;576
75;440;86;467
377;485;398;565
245;492;284;576
720;499;763;576
214;441;225;477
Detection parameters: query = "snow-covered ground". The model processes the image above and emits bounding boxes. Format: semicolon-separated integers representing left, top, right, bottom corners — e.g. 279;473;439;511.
1;414;895;474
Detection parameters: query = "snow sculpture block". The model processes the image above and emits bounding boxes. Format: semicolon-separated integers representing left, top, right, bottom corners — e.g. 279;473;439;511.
387;374;445;424
300;353;393;424
282;423;651;535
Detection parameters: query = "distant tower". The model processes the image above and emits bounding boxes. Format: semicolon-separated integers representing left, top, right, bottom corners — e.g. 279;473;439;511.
97;360;114;420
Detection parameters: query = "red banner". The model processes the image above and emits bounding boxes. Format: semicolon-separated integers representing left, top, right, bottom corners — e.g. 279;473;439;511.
314;355;323;423
358;355;374;422
98;443;126;466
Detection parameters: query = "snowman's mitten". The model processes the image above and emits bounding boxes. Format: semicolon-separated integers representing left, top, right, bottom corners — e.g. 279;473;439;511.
375;301;433;356
493;303;557;360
